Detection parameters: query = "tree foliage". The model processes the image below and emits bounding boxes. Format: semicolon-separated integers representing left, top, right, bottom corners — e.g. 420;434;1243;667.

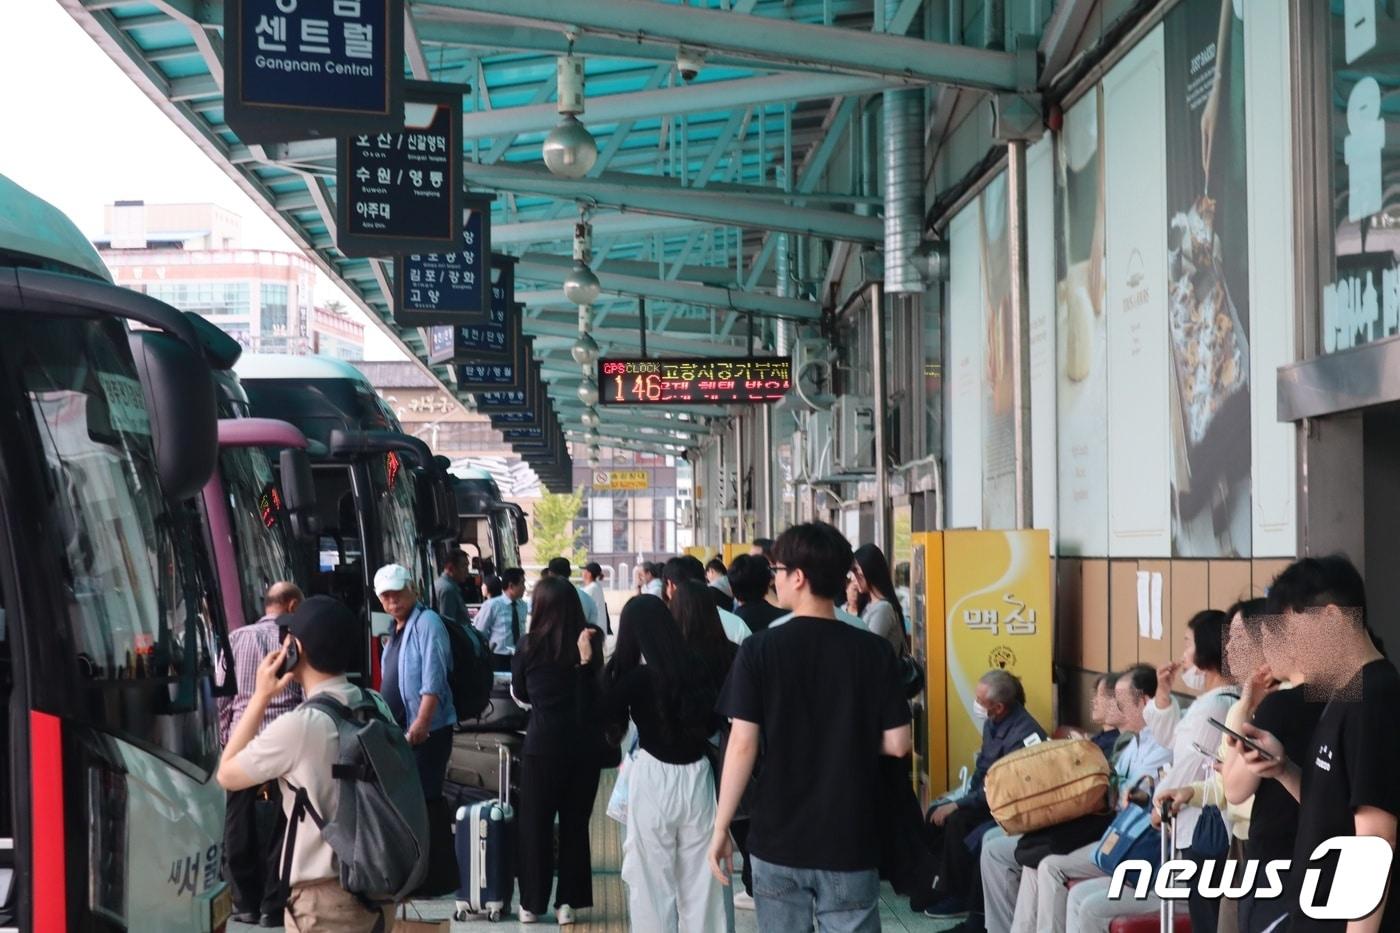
531;489;587;566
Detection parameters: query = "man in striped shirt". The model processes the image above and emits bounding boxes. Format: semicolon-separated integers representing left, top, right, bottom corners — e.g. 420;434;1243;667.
220;581;305;926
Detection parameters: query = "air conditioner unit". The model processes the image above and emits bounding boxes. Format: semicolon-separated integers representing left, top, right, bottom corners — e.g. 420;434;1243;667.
833;396;875;474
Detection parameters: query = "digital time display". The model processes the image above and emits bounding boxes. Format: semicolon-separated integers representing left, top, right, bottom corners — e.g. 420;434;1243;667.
598;356;791;405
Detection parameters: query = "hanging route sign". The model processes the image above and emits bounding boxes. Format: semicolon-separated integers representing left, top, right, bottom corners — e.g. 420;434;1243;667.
336;81;465;257
392;196;494;325
224;0;404;144
598;356;792;405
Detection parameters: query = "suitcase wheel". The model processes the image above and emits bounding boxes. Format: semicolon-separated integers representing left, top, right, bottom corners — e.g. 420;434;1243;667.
453;909;468;922
488;908;502;922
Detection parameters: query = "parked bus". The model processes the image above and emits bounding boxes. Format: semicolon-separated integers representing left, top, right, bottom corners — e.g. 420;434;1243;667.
232;355;455;686
0;175;232;930
452;467;526;598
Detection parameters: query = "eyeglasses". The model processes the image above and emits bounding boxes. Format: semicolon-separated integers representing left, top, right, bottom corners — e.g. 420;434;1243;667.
771;564;793;575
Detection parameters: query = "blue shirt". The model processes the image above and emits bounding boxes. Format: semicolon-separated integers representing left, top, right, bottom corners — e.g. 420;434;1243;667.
381;604;455;732
474;594;525;653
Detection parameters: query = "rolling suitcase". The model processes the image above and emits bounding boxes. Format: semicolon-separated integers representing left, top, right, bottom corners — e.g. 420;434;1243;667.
447;731;521;797
453;745;516;922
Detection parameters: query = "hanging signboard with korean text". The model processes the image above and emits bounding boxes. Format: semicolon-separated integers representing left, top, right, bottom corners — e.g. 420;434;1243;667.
597;356;791;405
224;0;405;144
937;529;1052;793
428;297;518;366
336;81;464;257
392;197;494;325
473;377;539;414
455;335;534;391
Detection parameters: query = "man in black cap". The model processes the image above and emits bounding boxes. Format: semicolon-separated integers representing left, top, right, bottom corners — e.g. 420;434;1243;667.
217;595;397;933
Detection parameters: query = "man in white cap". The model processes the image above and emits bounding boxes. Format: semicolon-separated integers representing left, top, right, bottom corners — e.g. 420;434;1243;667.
374;563;456;802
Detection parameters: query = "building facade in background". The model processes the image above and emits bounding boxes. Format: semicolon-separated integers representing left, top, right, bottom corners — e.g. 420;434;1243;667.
96;200;364;358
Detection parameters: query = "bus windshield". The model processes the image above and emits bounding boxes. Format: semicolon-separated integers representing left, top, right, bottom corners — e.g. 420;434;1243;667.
219;446;295;626
14;316;220;771
370;451;427;588
490;508;520;569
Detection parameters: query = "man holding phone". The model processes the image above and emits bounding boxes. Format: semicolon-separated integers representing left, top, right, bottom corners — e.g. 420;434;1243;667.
218;581;305;927
1237;557;1400;932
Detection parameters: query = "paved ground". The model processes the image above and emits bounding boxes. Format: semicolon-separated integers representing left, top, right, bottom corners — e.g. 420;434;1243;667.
230;769;956;932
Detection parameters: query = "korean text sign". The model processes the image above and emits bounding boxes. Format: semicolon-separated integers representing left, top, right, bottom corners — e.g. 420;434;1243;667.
393;197;494;325
938;530;1053;792
225;0;404;143
336;81;464;257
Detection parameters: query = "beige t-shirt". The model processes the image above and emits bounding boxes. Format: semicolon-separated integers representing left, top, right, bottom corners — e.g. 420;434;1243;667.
233;677;390;886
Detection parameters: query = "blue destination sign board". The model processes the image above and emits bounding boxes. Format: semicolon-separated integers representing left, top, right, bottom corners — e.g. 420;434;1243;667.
336;81;464;257
456;333;533;390
224;0;403;143
392;198;494;325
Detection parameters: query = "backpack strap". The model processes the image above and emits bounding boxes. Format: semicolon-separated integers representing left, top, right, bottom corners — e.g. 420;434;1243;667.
278;782;326;902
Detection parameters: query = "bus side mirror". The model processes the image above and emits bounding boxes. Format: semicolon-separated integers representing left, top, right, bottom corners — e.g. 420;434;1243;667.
279;447;320;541
415;468;456;542
127;331;218;500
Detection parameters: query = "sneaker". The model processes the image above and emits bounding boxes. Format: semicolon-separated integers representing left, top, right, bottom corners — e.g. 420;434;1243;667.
518;907;539;924
232;912;260;925
733;891;756;911
922;895;968;919
556;905;575;925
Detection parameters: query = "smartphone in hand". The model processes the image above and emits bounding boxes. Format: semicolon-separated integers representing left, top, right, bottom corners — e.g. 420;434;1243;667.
1208;717;1276;762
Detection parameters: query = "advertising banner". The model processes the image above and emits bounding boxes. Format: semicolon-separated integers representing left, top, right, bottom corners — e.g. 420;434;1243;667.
940;529;1054;793
1164;0;1253;557
980;175;1017;530
1054;93;1109;556
1104;26;1172;557
1027;136;1058;545
947;205;984;529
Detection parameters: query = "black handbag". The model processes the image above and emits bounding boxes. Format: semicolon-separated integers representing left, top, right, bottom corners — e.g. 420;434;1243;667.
901;655;925;699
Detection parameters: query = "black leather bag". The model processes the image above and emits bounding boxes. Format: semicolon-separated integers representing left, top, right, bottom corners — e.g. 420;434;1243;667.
901;655;926;699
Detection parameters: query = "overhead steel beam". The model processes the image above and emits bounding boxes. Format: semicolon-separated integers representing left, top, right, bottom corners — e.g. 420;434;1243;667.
459;163;883;243
493;213;703;247
1040;0;1096;85
456;72;890;139
564;426;696;447
527;320;743;356
516;253;821;321
418;0;1026;89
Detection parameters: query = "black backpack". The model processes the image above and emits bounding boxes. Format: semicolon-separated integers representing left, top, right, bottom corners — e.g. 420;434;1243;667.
281;693;429;904
440;613;493;723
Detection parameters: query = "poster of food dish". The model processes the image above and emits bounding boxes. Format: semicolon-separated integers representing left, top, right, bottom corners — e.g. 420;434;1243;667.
1054;93;1109;556
981;174;1017;531
1164;0;1252;558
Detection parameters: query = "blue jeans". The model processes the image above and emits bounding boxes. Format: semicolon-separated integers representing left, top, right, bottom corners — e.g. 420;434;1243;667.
751;856;881;933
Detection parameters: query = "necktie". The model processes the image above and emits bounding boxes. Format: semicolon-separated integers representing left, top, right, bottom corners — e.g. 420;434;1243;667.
510;600;520;645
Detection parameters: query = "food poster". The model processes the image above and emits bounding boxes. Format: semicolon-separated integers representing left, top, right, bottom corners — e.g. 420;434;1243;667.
1054;92;1110;556
981;174;1017;530
1164;0;1252;557
942;529;1054;793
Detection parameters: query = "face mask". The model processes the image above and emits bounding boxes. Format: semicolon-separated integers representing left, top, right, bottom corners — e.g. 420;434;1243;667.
1181;665;1207;690
971;702;990;727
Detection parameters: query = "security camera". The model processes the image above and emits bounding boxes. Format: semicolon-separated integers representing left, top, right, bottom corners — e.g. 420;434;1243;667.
676;47;705;82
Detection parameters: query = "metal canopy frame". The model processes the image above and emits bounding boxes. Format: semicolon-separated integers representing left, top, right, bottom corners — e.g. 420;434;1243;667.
57;0;1009;479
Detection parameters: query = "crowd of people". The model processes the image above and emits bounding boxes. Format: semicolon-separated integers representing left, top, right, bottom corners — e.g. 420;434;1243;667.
213;528;1400;932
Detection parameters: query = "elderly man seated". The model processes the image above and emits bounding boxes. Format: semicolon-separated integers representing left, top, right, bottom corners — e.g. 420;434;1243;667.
920;670;1048;921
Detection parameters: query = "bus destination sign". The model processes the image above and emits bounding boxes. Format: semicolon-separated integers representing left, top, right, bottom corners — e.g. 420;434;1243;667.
598;356;791;405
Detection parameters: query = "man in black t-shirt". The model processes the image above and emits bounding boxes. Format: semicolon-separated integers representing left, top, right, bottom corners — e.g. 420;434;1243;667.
1238;556;1400;932
709;522;912;932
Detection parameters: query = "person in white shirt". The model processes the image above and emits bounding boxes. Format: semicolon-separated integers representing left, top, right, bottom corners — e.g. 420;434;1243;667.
581;561;611;635
661;556;750;644
980;664;1173;933
1066;610;1237;933
642;562;665;598
543;557;602;632
216;596;398;932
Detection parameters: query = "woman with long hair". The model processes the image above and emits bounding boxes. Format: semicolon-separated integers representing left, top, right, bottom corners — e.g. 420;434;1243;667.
510;577;606;925
605;596;726;931
670;579;739;693
852;543;907;656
